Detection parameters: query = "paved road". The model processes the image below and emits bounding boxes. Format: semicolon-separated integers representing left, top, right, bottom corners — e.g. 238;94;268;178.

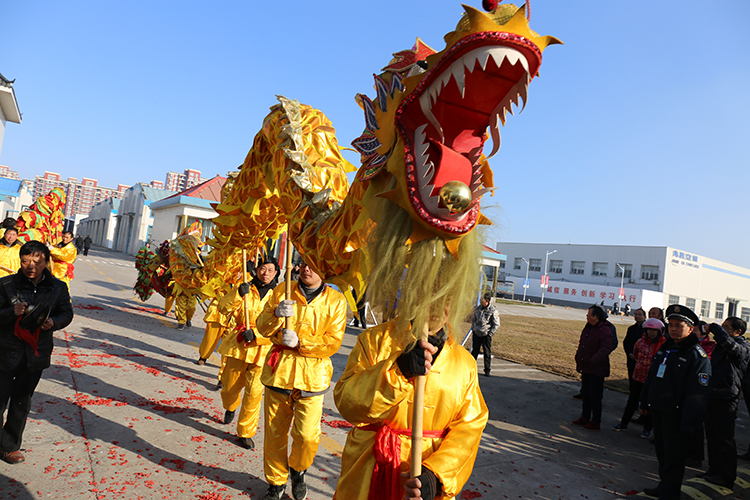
1;246;748;499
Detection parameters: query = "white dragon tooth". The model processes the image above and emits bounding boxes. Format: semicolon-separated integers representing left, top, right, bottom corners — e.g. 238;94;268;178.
418;93;444;145
472;187;495;198
477;50;492;71
463;52;477;74
451;61;466;98
486;113;502;159
519;77;530;112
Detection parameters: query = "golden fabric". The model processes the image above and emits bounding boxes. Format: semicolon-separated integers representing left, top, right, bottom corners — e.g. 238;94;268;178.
333;321;488;500
199;322;225;360
0;243;21;278
263;389;324;485
49;242;77;285
175;293;196;324
217;286;273;365
220;356;264;439
256;281;347;393
164;294;175;315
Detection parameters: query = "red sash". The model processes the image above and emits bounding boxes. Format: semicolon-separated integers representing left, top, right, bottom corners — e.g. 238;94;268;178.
360;424;449;500
14;316;41;356
266;344;294;373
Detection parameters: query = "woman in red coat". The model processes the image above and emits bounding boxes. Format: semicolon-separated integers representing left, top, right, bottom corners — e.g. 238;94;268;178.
572;305;615;430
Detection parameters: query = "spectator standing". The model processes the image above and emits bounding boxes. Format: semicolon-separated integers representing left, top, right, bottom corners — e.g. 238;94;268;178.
612;318;665;436
684;322;717;467
83;235;92;256
74;235;84;254
471;292;500;376
612;302;620;315
0;228;22;278
699;317;750;488
624;308;647;384
0;241;74;464
624;303;631;316
696;321;715;358
571;305;615;431
648;307;664;321
640;305;711;499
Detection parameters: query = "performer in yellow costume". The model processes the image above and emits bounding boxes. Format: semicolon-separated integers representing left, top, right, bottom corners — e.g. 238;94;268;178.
218;257;280;449
197;298;228;365
333;313;488;500
49;231;76;288
175;292;196;330
0;227;22;278
256;261;347;500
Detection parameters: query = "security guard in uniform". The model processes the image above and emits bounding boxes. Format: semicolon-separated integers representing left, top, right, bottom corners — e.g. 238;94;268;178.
640;305;711;499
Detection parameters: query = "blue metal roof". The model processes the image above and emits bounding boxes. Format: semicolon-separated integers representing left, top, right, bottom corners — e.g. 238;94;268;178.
0;178;22;198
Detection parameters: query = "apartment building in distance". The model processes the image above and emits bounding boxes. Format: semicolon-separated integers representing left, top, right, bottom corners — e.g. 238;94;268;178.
32;171;129;218
164;169;205;192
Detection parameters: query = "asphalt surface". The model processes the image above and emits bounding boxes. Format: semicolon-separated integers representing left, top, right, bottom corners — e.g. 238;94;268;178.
1;246;749;499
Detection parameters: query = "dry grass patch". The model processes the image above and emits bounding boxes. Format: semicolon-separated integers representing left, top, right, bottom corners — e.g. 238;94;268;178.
483;315;631;393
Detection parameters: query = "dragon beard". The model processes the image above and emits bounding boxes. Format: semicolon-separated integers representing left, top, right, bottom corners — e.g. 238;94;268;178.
366;189;482;337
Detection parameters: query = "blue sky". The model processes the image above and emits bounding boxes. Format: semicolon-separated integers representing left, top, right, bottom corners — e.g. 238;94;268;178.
2;1;749;267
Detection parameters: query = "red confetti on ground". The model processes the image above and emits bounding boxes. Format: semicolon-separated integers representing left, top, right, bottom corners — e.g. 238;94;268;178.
158;458;187;470
321;417;353;429
460;491;483;499
197;493;227;500
126;305;166;314
625;491;639;496
74;303;104;310
191;436;205;442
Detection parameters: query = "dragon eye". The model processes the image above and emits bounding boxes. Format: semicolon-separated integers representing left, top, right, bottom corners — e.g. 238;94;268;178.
416;60;429;70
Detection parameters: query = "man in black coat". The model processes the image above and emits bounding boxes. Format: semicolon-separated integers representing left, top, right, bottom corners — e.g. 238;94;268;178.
0;241;74;464
700;317;750;488
83;235;92;256
640;304;711;500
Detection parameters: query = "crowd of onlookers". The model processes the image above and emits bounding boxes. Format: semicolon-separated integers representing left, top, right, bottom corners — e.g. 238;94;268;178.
572;303;749;499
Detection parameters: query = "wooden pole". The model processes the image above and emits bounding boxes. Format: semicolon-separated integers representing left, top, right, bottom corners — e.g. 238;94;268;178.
242;249;250;328
284;231;293;330
410;322;429;478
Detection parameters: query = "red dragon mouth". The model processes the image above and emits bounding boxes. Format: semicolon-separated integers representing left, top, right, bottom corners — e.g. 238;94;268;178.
397;31;542;234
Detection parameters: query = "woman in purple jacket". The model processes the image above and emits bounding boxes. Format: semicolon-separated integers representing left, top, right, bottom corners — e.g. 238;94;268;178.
572;305;615;430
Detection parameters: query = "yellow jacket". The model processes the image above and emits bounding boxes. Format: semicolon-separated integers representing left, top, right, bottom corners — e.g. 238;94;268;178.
0;242;21;278
218;285;273;365
333;322;488;500
49;242;77;282
256;281;347;393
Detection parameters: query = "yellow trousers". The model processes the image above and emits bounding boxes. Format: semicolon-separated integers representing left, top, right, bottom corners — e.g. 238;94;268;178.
263;389;323;485
220;357;264;438
164;295;175;315
175;293;196;324
199;322;225;359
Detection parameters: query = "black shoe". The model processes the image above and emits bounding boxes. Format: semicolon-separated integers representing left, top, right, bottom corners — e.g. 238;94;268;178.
572;393;583;400
237;437;255;449
642;487;659;497
684;457;702;468
214;381;223;391
290;467;307;500
704;474;734;489
695;469;716;479
176;323;185;331
262;483;285;500
223;410;235;424
196;357;206;366
186;320;192;327
484;371;490;377
738;450;750;460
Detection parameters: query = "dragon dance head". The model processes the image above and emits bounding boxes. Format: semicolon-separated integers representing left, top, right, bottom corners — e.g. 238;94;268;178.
353;3;561;256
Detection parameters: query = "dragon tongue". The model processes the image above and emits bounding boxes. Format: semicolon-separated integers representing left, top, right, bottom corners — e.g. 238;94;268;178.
428;140;473;197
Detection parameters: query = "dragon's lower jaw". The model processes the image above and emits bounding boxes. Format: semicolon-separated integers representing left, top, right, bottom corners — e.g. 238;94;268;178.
397;37;534;234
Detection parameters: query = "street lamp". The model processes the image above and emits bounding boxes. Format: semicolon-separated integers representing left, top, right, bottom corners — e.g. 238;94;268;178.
540;249;557;305
616;263;625;305
522;258;530;302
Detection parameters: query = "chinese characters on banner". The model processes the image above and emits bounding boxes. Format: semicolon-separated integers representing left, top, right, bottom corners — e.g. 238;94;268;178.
516;279;642;306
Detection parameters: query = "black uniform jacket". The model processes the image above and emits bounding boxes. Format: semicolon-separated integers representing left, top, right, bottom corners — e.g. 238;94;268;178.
707;323;750;400
0;268;74;372
641;332;711;433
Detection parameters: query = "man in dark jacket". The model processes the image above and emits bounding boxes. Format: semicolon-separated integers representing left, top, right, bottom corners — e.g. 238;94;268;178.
83;235;92;256
700;317;750;488
640;305;711;500
0;241;74;464
471;292;500;376
571;305;615;431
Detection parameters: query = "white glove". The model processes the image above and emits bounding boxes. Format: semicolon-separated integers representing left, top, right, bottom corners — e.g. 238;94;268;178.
281;329;299;348
275;300;296;318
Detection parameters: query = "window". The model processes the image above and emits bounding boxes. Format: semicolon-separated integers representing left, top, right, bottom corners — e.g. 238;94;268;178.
700;301;710;318
549;259;563;273
498;260;505;269
742;307;750;323
514;257;523;270
668;295;680;305
529;258;542;272
686;298;696;310
570;261;585;275
641;265;659;281
716;303;724;320
592;262;607;276
615;264;632;279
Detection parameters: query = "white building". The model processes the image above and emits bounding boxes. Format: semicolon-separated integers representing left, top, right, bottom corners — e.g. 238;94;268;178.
77;198;121;249
496;242;750;322
111;184;176;256
0;73;21;159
